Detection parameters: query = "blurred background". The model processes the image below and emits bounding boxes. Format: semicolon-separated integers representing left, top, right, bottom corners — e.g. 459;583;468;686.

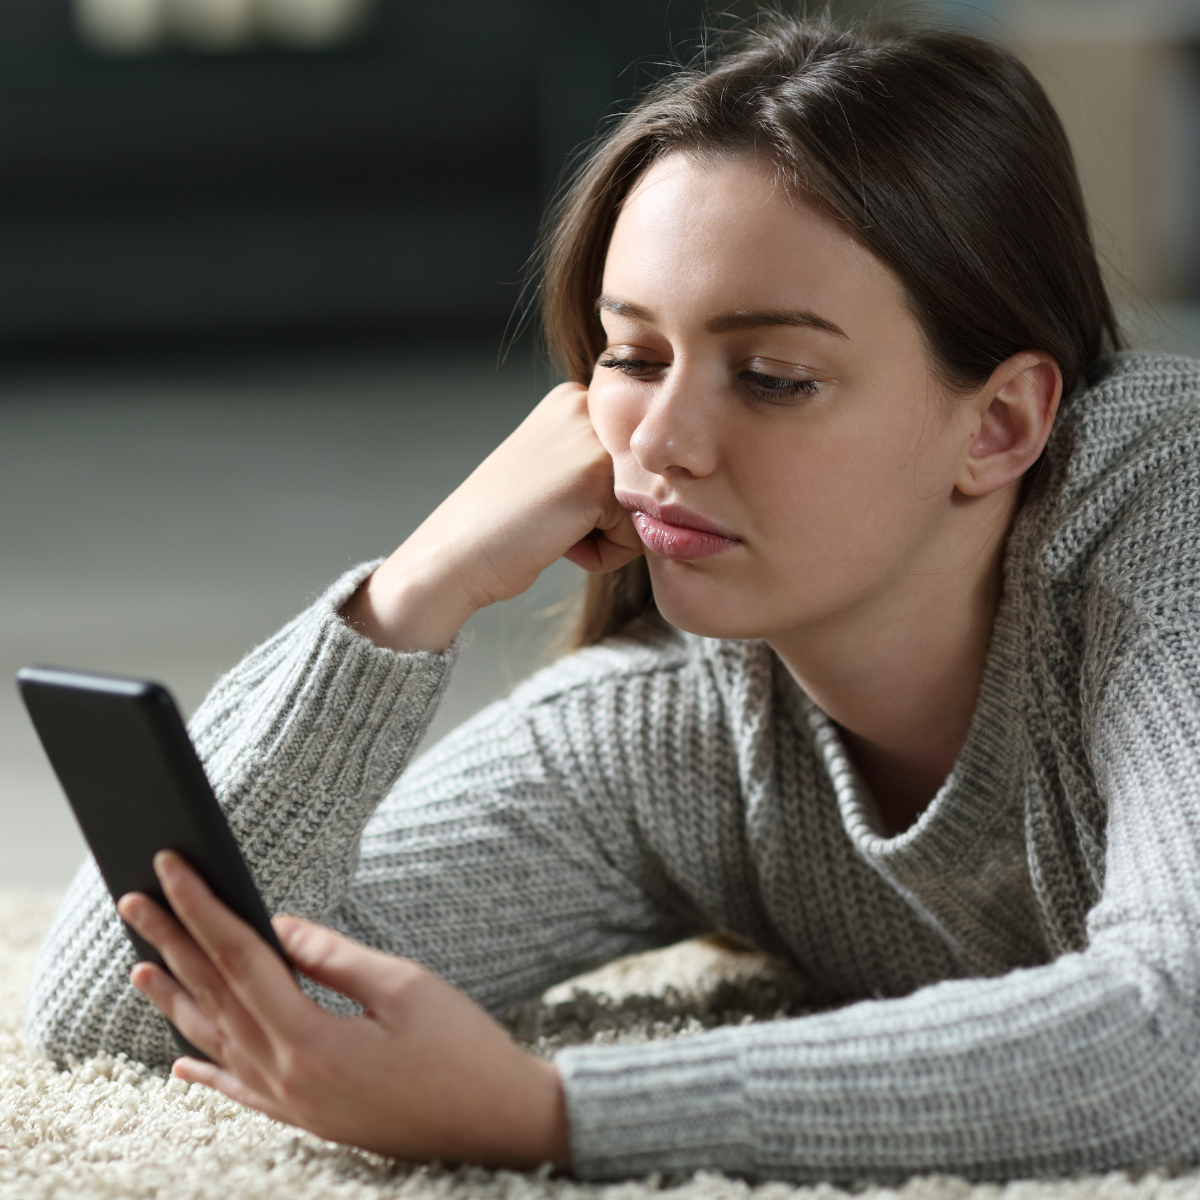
2;0;1199;888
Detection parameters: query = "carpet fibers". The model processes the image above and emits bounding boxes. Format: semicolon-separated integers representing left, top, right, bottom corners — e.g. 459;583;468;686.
1;891;1197;1200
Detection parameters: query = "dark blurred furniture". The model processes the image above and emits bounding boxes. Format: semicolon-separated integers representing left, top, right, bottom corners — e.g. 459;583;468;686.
0;0;704;345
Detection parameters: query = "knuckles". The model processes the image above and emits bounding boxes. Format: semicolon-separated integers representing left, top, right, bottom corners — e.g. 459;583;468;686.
378;960;437;1014
271;1046;312;1105
210;935;255;979
132;902;178;947
285;922;335;973
184;975;225;1019
543;381;588;408
270;1040;338;1109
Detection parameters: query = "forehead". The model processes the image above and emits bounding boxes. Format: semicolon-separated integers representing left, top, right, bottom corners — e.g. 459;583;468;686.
603;152;909;333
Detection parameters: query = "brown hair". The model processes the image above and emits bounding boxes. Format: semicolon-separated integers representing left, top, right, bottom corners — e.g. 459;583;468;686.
533;10;1121;648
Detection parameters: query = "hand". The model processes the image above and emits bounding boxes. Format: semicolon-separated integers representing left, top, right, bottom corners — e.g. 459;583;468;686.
118;852;571;1169
341;382;643;651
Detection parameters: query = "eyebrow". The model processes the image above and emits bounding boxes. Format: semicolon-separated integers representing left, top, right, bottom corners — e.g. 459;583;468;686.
596;295;848;339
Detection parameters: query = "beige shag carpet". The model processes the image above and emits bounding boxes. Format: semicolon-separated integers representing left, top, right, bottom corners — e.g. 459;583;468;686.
1;891;1197;1200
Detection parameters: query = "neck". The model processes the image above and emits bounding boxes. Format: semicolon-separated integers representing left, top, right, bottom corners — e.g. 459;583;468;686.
766;487;1017;835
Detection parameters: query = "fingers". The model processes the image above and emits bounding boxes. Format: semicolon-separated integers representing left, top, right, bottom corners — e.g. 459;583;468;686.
146;853;315;1042
119;893;279;1086
563;532;644;573
128;959;224;1058
171;1057;292;1127
563;498;645;573
271;914;414;1015
119;891;240;1026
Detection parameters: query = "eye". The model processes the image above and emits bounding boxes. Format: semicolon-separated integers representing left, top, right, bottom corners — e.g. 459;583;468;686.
597;355;667;381
739;370;822;403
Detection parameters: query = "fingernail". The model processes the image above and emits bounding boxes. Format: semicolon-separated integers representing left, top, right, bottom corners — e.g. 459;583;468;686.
154;850;178;876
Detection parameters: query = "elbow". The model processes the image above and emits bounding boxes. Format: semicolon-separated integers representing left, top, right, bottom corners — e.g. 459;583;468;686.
1074;957;1200;1170
23;991;84;1068
23;967;174;1070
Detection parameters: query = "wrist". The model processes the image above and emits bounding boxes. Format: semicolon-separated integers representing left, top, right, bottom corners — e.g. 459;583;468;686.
465;1052;570;1170
535;1060;572;1170
340;547;477;654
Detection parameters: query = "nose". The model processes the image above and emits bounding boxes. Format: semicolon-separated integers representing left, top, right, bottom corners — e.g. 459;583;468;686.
628;368;719;479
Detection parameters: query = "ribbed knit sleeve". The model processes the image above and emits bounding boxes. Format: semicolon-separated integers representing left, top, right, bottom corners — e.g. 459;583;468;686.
321;634;741;1017
560;621;1200;1182
25;561;459;1066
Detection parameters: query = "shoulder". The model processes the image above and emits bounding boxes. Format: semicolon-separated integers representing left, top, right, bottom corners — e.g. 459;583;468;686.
1016;352;1200;628
1052;351;1200;497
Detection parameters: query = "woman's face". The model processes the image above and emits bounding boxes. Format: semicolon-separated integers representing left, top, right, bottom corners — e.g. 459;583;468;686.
588;152;988;644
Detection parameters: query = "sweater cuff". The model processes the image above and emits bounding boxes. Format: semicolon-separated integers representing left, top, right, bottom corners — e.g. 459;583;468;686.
187;560;461;915
251;560;461;795
556;1028;753;1181
193;560;459;798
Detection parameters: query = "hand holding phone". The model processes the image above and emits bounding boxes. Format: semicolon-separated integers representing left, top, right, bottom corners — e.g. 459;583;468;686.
17;665;286;1059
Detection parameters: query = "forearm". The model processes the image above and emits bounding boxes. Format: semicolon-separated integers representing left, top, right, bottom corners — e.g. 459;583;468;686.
559;944;1200;1182
328;690;706;1015
25;561;459;1064
188;561;458;917
338;381;642;655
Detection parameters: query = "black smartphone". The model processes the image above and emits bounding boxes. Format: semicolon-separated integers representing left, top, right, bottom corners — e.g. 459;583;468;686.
16;664;286;1060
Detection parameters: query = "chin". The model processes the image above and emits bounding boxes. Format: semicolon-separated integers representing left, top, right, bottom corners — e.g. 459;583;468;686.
648;566;778;642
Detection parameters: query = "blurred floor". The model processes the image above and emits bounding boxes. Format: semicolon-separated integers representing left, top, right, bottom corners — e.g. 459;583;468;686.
3;307;1198;890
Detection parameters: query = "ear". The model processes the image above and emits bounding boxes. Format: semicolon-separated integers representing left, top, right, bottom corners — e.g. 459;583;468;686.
955;351;1062;498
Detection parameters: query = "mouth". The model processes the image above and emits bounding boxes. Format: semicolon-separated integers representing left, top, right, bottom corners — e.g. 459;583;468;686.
616;492;741;561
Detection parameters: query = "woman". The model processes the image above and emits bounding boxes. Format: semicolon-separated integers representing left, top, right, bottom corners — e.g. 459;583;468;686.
27;12;1200;1185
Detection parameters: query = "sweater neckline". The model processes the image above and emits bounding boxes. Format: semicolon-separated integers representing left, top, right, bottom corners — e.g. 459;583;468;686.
785;539;1030;877
773;551;1042;974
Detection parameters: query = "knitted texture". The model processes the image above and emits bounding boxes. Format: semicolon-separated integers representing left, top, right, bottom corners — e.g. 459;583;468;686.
25;352;1200;1184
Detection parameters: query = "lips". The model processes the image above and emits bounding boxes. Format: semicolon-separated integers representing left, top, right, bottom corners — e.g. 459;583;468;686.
617;493;741;561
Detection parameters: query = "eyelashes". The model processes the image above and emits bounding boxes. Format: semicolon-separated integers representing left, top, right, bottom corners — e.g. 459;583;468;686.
598;356;658;377
741;373;821;400
597;356;821;403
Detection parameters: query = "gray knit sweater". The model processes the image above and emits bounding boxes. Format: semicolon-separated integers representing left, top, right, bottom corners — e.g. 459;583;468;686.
25;352;1200;1184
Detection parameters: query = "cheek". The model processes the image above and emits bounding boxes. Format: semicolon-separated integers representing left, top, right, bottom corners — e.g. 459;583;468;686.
586;373;641;458
740;421;931;566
